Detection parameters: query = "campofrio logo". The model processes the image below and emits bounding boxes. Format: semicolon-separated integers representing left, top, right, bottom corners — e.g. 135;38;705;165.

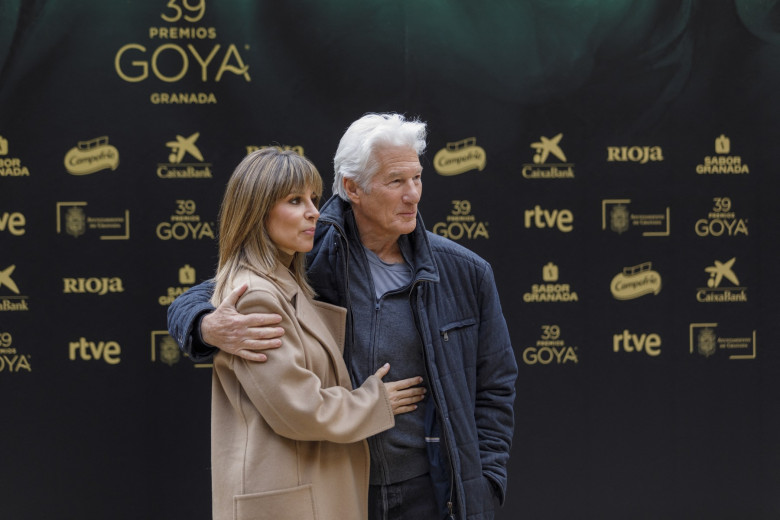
610;262;662;300
64;136;119;176
433;137;486;176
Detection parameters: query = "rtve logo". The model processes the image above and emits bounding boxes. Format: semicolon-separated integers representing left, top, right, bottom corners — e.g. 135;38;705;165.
523;205;573;232
613;330;661;356
68;337;121;365
0;212;26;235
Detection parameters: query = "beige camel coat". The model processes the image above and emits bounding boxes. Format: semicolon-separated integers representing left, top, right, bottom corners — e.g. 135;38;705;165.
210;264;395;520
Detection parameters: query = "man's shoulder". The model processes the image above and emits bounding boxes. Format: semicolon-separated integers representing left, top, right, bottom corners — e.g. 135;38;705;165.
425;230;489;268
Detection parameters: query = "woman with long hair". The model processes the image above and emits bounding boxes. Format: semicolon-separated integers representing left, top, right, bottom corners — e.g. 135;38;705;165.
209;147;425;520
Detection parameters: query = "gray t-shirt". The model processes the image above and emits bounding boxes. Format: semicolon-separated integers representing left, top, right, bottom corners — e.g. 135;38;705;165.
347;242;429;485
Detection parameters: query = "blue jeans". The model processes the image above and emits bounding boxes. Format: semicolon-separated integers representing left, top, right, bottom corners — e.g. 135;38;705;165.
368;473;443;520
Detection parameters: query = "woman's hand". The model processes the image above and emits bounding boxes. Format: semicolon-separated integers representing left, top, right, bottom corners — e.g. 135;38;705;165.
374;363;426;415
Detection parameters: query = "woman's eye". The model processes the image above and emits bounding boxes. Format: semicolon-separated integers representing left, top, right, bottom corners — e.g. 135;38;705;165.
289;197;300;204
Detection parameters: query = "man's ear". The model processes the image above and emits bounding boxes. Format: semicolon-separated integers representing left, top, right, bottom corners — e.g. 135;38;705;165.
343;178;361;204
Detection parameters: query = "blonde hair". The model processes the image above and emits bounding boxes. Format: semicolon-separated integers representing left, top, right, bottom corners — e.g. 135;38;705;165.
213;148;322;304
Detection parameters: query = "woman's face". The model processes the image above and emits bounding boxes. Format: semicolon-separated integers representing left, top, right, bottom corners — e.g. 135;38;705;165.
266;187;320;255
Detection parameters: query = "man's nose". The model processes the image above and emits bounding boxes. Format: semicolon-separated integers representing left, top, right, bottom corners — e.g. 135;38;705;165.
402;181;421;203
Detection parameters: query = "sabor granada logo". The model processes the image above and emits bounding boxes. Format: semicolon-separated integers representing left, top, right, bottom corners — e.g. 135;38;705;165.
64;136;119;175
696;134;749;175
522;262;579;303
159;264;195;305
0;135;31;177
433;138;486;176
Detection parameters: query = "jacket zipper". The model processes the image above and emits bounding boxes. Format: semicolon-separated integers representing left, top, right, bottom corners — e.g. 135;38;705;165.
410;281;458;519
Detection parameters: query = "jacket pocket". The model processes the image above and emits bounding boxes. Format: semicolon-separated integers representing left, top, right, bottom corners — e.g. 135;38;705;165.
234;483;317;520
439;317;476;342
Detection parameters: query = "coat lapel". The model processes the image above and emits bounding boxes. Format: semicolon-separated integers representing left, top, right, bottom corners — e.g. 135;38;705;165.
273;264;350;387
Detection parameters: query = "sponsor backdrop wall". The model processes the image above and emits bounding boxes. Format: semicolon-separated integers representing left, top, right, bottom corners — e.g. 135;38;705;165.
2;1;779;518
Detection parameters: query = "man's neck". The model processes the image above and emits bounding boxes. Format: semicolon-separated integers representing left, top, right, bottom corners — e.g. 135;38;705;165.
353;217;403;264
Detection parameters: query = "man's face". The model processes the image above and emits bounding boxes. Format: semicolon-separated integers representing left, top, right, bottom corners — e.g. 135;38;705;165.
347;145;423;242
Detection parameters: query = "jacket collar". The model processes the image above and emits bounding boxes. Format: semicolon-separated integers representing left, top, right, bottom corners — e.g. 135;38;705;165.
269;261;301;302
318;195;439;283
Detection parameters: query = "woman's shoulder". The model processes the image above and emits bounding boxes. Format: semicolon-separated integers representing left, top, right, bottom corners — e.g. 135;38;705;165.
234;269;276;291
232;269;287;310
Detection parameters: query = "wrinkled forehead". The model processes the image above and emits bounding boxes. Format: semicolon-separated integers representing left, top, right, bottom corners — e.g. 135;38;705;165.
372;145;422;177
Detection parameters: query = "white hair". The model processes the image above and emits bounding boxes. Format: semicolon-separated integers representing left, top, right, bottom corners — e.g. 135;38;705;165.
332;113;427;200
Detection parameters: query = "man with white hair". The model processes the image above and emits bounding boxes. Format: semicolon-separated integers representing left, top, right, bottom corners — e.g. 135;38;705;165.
169;113;517;519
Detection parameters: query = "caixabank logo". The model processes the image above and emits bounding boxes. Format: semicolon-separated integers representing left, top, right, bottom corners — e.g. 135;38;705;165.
522;133;574;179
695;134;750;175
522;324;578;365
432;200;489;241
56;202;130;240
114;0;251;104
0;136;31;177
0;264;29;312
0;331;32;374
696;257;747;303
157;132;212;179
602;199;670;237
689;323;756;360
433;137;486;176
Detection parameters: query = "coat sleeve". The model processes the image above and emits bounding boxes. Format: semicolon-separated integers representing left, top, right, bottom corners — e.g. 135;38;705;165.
221;286;395;444
474;262;518;504
166;279;218;363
